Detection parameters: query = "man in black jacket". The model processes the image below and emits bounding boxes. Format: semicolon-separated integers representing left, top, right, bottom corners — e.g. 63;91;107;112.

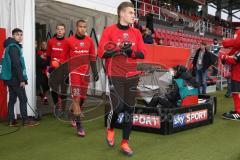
4;28;39;127
146;11;154;34
142;28;154;44
192;42;213;94
36;41;50;105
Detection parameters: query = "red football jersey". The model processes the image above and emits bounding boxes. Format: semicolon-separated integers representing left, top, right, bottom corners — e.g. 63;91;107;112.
47;37;70;64
37;50;48;61
98;24;147;77
68;35;96;74
222;29;240;82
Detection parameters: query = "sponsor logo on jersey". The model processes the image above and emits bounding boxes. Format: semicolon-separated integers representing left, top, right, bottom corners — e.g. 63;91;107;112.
173;109;208;128
133;114;161;128
52;47;63;51
73;50;89;54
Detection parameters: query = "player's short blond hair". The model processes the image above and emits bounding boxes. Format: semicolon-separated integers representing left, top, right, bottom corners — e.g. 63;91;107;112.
117;2;134;19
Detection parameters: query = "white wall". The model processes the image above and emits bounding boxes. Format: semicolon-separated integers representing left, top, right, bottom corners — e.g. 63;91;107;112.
0;0;36;117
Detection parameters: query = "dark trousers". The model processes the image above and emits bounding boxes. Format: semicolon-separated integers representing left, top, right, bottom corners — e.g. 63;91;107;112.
8;85;28;121
195;69;207;94
148;94;175;108
36;74;49;94
51;80;67;106
226;78;232;96
49;68;68;106
107;76;139;140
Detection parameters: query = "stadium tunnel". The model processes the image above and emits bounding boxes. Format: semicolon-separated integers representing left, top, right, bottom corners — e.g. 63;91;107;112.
35;0;124;98
0;0;130;117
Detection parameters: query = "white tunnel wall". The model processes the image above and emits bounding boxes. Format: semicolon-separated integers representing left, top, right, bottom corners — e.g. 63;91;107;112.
0;0;36;117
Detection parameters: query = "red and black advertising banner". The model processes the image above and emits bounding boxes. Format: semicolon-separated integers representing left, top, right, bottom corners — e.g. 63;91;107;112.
0;28;8;120
194;0;206;5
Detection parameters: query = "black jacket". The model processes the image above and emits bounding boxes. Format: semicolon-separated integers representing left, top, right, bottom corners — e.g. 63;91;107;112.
143;34;154;44
36;52;50;78
146;13;154;33
3;37;27;86
192;48;213;72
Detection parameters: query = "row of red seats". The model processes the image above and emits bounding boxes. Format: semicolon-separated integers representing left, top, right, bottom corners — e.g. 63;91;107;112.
142;26;213;49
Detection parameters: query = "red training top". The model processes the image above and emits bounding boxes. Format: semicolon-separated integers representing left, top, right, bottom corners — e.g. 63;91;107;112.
68;35;96;74
98;24;147;77
47;37;70;65
222;29;240;81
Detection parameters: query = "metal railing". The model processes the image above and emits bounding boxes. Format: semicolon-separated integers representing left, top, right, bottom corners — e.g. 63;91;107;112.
134;0;234;37
134;0;173;22
194;20;206;35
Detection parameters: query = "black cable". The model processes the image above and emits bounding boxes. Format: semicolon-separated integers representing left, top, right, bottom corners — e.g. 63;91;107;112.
0;118;21;136
0;87;41;137
0;124;21;136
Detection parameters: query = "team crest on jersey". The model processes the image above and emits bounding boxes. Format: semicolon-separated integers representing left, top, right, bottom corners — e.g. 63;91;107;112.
123;33;129;40
80;42;85;47
56;42;62;46
73;43;78;50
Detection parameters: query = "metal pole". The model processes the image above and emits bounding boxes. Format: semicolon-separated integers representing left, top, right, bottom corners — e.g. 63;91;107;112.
159;7;161;20
135;0;138;19
144;2;146;16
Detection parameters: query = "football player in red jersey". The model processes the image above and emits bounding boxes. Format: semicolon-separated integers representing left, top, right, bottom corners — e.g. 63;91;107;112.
47;24;70;116
98;2;146;156
68;20;98;137
221;28;240;121
37;41;48;60
36;41;49;105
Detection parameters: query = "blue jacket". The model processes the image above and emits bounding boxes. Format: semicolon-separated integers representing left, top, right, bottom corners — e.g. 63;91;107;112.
174;78;199;106
0;37;27;86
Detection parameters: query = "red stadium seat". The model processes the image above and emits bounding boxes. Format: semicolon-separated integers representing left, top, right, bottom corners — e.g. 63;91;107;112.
145;4;152;12
153;6;159;14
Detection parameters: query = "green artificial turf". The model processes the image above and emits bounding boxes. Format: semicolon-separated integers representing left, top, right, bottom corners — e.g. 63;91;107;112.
0;91;240;160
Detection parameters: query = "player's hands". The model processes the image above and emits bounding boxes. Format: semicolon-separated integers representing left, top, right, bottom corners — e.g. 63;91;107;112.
120;42;132;57
103;42;119;58
220;54;226;60
20;82;26;88
40;55;46;59
234;52;240;62
220;54;227;65
124;48;133;57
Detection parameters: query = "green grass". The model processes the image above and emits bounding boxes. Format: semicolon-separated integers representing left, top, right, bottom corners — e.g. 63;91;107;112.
1;91;240;160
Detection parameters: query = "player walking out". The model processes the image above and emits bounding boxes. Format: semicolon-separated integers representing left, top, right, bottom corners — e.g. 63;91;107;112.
221;28;240;121
68;20;98;136
98;2;146;156
47;24;70;116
